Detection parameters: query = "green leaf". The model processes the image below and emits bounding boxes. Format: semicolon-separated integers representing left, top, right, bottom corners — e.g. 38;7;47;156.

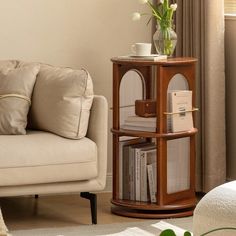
159;229;177;236
184;231;192;236
162;10;168;20
147;1;161;20
163;0;169;9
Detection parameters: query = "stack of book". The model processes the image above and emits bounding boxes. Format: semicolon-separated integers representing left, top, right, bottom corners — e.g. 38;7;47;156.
121;116;156;132
119;139;157;203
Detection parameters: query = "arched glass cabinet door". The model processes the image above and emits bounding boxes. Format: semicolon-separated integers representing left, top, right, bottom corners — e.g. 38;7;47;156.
167;73;191;194
119;70;145;127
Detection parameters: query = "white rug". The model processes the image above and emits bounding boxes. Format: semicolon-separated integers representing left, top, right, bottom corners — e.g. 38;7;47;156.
10;217;193;236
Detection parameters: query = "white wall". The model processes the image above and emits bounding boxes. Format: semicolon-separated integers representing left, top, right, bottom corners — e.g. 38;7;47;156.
225;16;236;180
0;0;152;187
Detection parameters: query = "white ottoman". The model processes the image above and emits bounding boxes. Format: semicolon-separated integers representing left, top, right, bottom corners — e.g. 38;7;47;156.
193;181;236;236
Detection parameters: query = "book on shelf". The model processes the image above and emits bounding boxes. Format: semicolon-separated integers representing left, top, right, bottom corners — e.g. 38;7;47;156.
167;90;194;132
121;115;157;132
128;142;155;201
119;137;145;200
124;116;156;127
133;143;156;201
117;54;167;61
121;125;156;132
147;162;157;203
122;141;151;200
140;147;157;202
121;140;156;202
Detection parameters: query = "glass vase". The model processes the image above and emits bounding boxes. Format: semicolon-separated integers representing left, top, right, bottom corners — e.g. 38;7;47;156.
153;25;177;56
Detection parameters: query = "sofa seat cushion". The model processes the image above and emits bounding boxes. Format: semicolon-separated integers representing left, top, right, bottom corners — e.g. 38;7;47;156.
0;130;98;186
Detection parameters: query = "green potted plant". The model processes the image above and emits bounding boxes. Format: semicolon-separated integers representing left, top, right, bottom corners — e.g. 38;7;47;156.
132;0;177;56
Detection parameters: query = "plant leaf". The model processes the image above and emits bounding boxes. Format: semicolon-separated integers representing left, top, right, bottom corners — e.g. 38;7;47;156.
184;231;192;236
147;1;161;20
159;229;177;236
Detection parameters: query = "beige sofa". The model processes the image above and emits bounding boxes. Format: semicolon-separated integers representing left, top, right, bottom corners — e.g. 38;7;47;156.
0;60;108;224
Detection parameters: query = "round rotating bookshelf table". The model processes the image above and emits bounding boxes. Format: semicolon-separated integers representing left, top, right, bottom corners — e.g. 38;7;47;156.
111;57;198;218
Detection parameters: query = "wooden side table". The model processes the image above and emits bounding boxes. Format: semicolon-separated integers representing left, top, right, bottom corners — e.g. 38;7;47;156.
111;57;198;218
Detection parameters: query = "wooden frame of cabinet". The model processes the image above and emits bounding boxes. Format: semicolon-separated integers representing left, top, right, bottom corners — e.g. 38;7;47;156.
111;57;198;218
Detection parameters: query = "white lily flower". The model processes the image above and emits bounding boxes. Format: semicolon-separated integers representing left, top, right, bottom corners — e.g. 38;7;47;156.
170;3;177;11
138;0;148;4
132;12;141;21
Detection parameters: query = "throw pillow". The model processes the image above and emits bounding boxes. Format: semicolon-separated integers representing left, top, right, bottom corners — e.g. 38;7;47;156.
29;64;94;139
0;65;40;134
0;60;18;73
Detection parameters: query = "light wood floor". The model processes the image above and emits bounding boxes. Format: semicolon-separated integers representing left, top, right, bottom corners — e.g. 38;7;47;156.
0;192;145;231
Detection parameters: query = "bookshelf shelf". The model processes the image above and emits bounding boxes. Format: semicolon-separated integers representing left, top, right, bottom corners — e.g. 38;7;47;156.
111;57;198;218
111;128;198;139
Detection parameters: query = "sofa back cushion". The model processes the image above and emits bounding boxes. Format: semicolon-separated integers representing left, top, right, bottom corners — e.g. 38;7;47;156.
28;64;94;139
0;60;18;73
0;62;40;134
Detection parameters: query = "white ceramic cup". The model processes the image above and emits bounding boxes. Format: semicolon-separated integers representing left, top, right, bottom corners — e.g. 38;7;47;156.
131;43;152;56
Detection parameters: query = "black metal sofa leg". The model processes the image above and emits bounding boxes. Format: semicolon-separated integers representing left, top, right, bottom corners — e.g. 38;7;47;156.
80;192;97;224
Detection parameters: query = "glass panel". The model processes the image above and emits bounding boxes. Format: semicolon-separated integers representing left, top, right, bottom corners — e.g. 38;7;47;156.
119;70;144;126
167;73;189;91
167;137;190;194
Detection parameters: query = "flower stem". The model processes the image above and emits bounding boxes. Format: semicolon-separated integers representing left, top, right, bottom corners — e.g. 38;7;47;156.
200;227;236;236
147;0;161;21
160;26;173;55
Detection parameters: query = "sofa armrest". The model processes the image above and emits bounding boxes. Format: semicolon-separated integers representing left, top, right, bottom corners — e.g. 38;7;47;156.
86;95;108;190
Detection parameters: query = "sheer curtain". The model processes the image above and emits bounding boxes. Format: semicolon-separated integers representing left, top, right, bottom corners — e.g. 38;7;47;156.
155;0;226;192
176;0;226;192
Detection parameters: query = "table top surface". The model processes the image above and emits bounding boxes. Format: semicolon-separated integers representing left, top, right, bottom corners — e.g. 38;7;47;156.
111;56;197;66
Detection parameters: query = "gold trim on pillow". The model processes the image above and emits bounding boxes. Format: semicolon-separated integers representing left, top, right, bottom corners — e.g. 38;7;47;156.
0;94;31;105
